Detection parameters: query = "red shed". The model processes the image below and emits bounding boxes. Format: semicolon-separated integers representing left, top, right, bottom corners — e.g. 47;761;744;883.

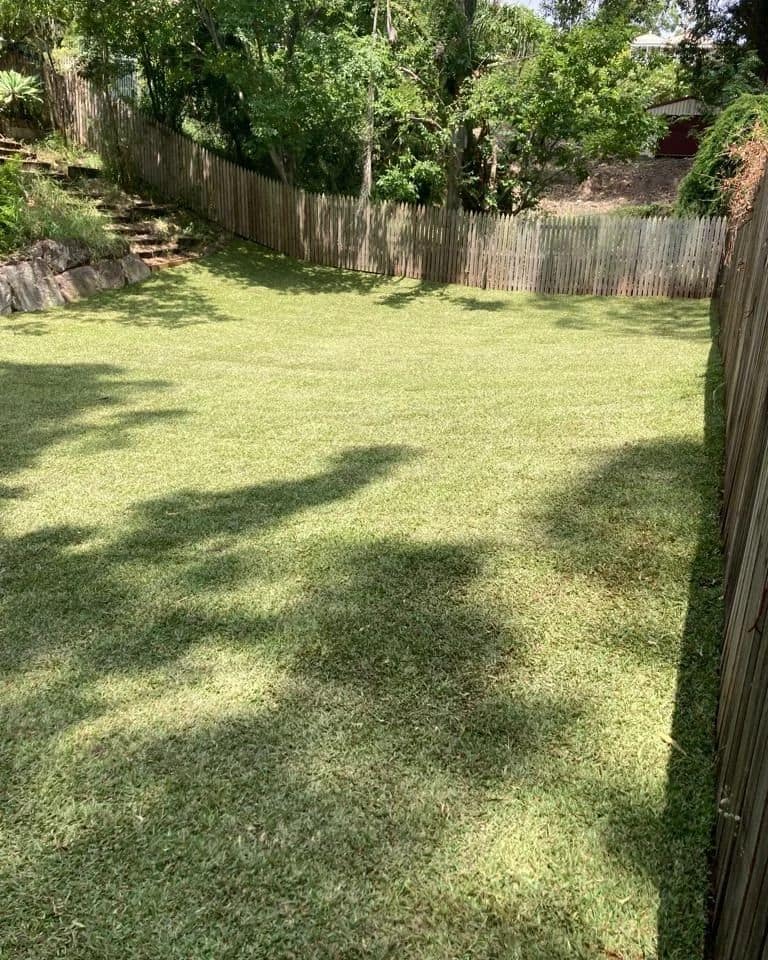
649;98;707;158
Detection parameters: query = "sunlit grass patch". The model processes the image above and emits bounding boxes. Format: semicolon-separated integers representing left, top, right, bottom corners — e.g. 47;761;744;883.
0;244;722;959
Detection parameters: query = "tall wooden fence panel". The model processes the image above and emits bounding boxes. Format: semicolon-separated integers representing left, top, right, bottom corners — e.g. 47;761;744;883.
0;49;37;73
711;171;768;960
54;71;726;299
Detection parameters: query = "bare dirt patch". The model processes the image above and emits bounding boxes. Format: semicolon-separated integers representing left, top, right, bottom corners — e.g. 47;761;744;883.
540;158;694;215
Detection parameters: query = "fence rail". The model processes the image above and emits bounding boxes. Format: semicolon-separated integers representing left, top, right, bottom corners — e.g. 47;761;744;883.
52;70;726;299
712;171;768;960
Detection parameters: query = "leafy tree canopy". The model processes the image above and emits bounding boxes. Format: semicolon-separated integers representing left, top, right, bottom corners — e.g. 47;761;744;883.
678;0;768;106
1;0;679;212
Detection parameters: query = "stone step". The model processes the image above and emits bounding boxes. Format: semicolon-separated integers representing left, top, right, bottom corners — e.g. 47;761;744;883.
132;238;178;250
132;199;171;210
129;204;170;217
144;254;197;271
93;205;125;216
96;201;172;220
111;222;160;234
0;137;22;150
0;145;30;157
136;245;182;260
117;231;160;243
0;156;52;173
67;164;100;179
113;211;169;224
19;179;215;278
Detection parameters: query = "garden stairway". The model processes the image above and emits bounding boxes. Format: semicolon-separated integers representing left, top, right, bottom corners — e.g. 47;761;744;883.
2;138;221;271
91;197;207;271
0;137;54;174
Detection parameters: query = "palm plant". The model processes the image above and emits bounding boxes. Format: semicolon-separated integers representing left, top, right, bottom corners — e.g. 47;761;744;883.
0;70;43;118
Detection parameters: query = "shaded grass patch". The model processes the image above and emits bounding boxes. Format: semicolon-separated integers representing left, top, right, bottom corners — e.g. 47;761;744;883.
0;244;722;959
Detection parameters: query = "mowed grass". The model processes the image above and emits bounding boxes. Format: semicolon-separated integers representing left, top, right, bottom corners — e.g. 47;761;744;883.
0;244;722;960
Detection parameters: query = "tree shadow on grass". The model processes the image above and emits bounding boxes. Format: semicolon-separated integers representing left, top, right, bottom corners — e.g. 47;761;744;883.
0;443;415;674
75;266;248;329
0;242;714;338
197;243;524;315
659;314;724;960
529;293;712;341
1;526;587;958
0;359;598;957
0;336;721;956
0;361;185;494
200;242;712;339
540;323;724;959
0;318;50;337
0;262;249;335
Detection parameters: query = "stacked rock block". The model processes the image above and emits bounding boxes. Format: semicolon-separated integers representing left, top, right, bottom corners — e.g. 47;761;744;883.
0;240;151;315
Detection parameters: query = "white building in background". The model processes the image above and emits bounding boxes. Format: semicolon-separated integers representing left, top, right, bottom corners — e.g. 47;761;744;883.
631;31;715;59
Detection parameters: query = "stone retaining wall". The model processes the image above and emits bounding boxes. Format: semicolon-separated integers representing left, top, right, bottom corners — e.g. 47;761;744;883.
0;240;151;315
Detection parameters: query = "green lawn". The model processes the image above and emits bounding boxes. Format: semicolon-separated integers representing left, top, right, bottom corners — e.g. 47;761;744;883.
0;244;722;960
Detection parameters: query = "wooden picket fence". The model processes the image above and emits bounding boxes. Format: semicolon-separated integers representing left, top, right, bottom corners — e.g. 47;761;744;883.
52;70;727;299
711;169;768;960
0;48;38;74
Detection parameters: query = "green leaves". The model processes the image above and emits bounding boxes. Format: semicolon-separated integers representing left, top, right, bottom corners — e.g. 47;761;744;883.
677;93;768;215
0;155;26;253
457;15;667;211
10;0;677;211
0;71;43;114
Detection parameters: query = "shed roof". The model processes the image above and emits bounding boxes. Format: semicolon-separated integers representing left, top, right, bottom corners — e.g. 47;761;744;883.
648;97;706;117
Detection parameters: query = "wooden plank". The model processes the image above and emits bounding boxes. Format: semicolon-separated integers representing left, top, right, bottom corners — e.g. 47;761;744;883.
709;171;768;960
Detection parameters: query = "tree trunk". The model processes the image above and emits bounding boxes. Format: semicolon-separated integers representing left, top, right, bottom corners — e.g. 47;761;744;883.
488;136;499;210
360;0;380;202
445;123;468;209
269;147;291;186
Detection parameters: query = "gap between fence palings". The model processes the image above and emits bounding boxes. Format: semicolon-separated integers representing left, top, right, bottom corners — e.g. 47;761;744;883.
56;70;727;299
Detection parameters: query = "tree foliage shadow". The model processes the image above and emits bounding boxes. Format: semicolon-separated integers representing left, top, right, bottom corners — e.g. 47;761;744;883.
0;318;51;337
0;359;599;957
202;243;522;314
77;266;248;329
206;242;712;338
0;361;185;488
0;330;723;956
0;242;714;338
0;264;249;334
540;316;724;959
529;293;712;341
1;516;587;956
661;310;724;960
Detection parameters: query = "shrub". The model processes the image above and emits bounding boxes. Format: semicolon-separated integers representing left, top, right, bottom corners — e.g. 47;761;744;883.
374;156;445;205
33;132;102;170
22;176;124;258
721;131;768;224
0;156;27;252
0;70;43;119
613;202;676;219
0;163;124;259
677;94;768;216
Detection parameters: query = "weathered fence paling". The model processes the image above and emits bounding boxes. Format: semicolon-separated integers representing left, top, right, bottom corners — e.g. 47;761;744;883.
53;70;726;299
711;171;768;960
